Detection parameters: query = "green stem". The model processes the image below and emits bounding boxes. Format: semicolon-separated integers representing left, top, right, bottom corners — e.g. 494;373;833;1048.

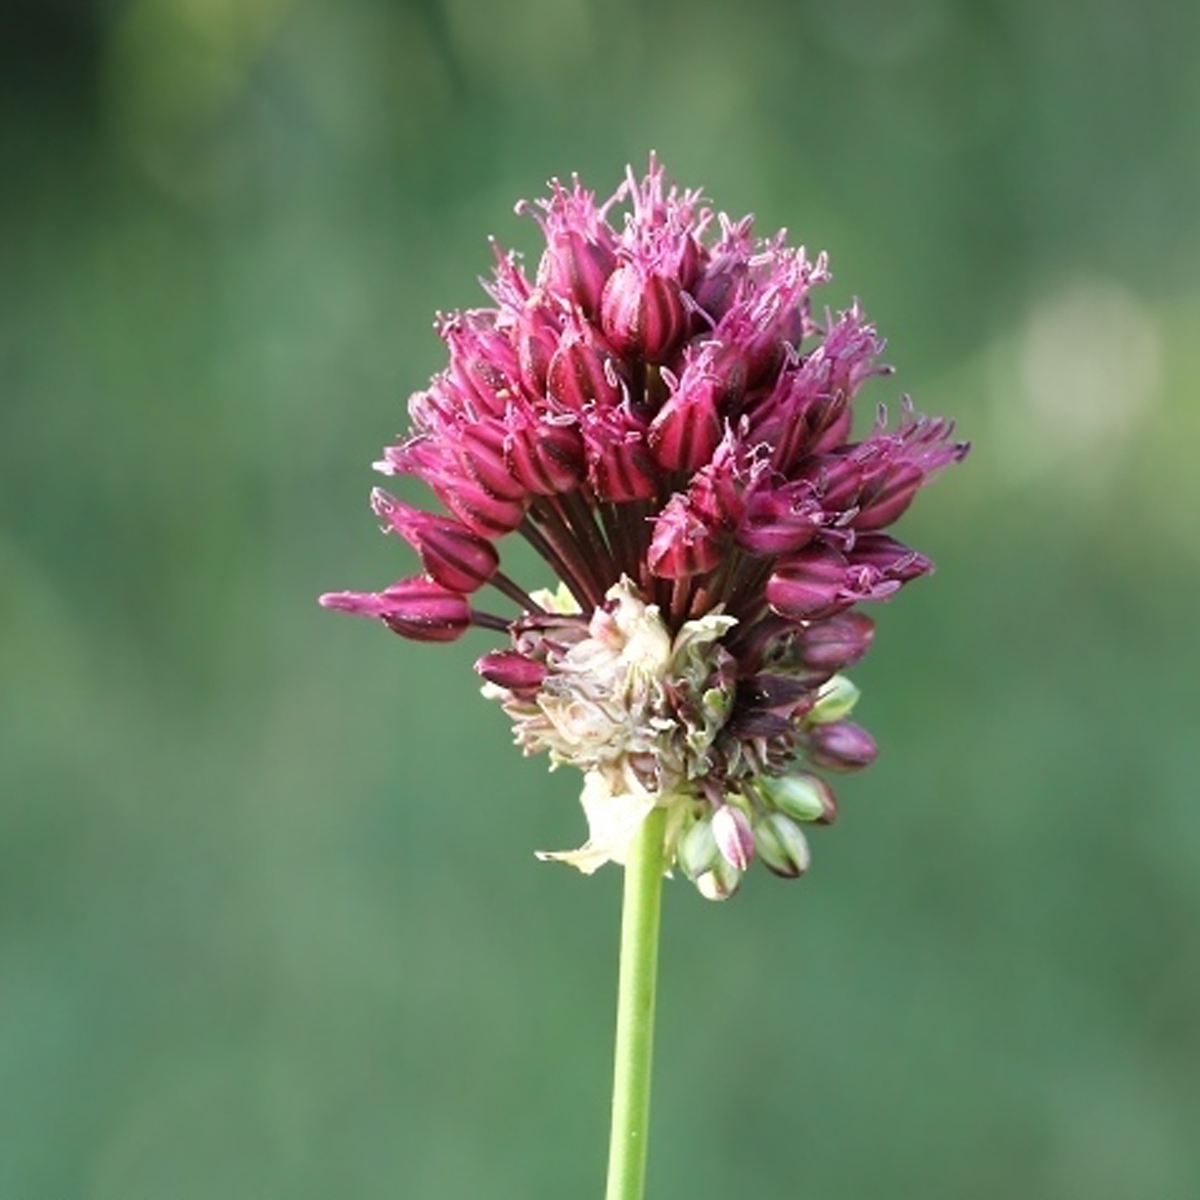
604;805;668;1200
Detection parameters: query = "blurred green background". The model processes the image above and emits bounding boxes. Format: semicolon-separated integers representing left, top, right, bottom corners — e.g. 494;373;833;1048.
4;0;1200;1196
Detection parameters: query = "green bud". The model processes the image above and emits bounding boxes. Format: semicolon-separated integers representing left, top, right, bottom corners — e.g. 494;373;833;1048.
754;813;812;878
756;772;837;824
676;814;720;882
694;855;742;901
807;674;860;725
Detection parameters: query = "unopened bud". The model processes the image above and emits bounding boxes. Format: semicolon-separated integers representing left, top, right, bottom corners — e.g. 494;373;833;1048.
474;650;547;693
754;813;812;878
515;300;559;394
808;455;863;513
435;475;528;538
736;485;822;557
756;772;837;824
647;379;722;472
807;674;860;724
692;258;746;324
694;855;742;901
601;264;687;362
804;721;878;772
794;612;875;672
854;463;924;530
547;328;623;410
581;414;661;502
538;230;614;321
646;494;723;579
712;803;755;871
458;418;528;501
371;489;499;594
505;417;586;496
676;814;720;882
766;546;850;620
319;576;472;643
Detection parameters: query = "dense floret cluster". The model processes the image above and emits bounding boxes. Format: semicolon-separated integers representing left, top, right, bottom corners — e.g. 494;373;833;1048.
321;158;967;898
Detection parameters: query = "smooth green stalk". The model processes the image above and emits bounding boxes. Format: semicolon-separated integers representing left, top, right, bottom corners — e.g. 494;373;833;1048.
604;804;668;1200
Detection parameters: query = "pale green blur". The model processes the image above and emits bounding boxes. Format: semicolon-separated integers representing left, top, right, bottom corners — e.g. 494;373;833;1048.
3;0;1200;1196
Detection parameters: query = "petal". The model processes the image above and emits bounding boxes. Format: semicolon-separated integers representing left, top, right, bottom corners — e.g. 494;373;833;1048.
535;772;657;874
766;545;850;620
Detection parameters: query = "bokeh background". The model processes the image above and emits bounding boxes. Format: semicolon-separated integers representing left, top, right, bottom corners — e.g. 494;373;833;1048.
4;0;1200;1196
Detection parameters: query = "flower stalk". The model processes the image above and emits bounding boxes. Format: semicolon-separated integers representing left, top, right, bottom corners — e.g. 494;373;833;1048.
605;804;668;1200
319;155;968;1199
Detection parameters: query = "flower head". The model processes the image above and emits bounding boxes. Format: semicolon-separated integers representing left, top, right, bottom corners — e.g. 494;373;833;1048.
321;156;968;899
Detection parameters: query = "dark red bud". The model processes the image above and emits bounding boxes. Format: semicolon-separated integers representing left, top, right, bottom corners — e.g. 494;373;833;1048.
515;302;560;395
722;614;794;674
434;476;528;538
714;298;792;394
648;382;721;472
583;421;660;502
475;650;547;693
676;234;704;292
737;674;815;713
794;611;875;672
849;533;932;583
647;497;724;579
765;379;852;470
320;576;471;643
766;545;850;620
725;710;795;740
854;464;925;530
743;337;785;393
804;720;878;772
442;316;522;418
457;419;528;501
691;259;747;326
685;439;746;528
808;400;854;455
736;486;822;557
504;417;586;495
371;489;499;593
807;456;863;513
539;231;615;321
600;264;687;361
708;341;752;409
547;333;624;410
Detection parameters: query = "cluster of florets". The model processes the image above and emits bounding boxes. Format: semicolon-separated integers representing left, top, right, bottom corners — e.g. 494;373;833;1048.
321;157;967;899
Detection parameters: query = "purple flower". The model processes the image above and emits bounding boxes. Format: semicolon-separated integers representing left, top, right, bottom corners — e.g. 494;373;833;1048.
321;156;967;898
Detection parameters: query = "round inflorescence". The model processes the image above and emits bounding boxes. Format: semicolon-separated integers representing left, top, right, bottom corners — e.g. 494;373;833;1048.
321;157;967;899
